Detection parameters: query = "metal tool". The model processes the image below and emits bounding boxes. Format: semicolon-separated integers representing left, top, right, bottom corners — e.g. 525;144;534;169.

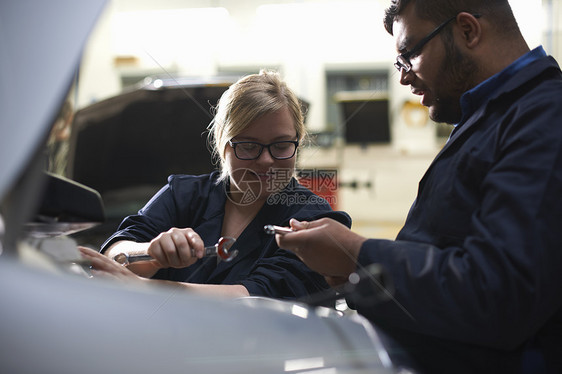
113;236;238;266
263;225;294;235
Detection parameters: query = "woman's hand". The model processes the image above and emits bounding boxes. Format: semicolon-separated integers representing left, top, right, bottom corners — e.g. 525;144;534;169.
147;227;205;269
79;246;146;283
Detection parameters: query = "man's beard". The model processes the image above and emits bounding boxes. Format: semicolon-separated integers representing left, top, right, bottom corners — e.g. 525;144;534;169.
430;39;479;124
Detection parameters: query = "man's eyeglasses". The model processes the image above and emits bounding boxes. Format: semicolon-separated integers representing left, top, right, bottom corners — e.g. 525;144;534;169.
394;14;481;73
228;140;299;160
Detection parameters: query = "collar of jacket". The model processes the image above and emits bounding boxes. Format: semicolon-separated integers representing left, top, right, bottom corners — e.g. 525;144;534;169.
440;55;561;156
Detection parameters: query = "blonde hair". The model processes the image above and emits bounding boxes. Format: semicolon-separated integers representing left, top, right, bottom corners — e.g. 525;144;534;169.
208;70;306;182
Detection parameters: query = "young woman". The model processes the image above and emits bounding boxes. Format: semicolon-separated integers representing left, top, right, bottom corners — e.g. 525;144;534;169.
80;70;350;300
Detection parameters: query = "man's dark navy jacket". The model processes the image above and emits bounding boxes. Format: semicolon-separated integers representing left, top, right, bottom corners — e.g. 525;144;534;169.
101;172;351;301
354;51;562;373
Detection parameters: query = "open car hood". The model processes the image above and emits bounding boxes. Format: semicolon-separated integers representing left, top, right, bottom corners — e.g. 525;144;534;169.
0;0;107;200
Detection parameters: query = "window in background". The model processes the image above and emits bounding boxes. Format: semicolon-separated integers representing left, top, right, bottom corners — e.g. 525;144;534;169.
326;71;389;145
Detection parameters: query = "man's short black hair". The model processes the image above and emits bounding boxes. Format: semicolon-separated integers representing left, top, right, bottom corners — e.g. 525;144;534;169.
383;0;519;36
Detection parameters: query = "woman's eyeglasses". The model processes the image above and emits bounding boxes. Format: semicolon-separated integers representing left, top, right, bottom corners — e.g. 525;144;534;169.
228;140;299;160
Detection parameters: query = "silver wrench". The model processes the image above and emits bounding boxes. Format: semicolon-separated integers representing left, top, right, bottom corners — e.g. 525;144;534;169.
113;236;237;265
